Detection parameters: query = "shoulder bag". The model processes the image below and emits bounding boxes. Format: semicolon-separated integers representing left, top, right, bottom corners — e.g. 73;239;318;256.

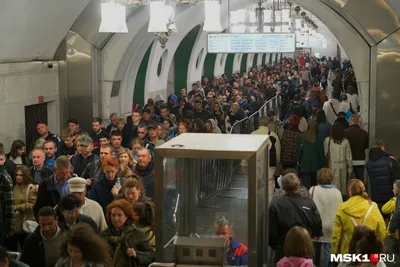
325;137;331;169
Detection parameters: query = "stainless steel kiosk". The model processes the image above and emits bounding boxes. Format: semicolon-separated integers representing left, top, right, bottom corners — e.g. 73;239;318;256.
154;133;270;266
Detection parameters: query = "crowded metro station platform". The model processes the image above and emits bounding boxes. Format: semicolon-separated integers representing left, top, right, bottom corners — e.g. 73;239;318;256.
1;1;400;267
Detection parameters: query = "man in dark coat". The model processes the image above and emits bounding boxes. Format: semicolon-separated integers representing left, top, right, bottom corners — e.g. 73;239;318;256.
269;172;323;263
135;148;155;199
21;207;66;267
366;139;400;212
33;156;71;218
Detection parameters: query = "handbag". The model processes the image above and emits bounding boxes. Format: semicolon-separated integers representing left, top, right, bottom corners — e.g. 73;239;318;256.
325;137;331;168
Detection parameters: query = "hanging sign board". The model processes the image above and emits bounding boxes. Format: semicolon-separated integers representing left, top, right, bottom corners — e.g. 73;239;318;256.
207;33;296;54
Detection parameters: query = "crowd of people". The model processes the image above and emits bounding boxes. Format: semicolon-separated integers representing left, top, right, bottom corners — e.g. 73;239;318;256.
254;55;400;267
0;53;398;267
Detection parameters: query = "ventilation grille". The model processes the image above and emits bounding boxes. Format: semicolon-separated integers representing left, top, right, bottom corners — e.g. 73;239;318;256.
111;81;121;97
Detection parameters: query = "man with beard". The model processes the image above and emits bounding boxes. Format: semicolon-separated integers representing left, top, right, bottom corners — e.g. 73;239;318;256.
21;207;66;267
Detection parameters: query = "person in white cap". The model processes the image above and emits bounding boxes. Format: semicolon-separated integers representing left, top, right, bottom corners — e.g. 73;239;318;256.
68;177;107;231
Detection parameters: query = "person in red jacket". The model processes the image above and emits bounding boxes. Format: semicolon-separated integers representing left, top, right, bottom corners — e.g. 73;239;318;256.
214;216;248;266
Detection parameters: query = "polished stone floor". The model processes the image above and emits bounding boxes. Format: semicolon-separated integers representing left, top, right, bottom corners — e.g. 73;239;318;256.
195;172;249;245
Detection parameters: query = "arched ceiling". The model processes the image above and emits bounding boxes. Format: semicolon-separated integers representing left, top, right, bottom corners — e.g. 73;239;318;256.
0;0;90;63
0;0;399;63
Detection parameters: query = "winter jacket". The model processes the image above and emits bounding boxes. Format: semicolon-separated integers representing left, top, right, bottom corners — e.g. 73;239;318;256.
382;197;397;235
345;125;369;162
0;169;15;238
71;153;99;177
277;257;313;267
331;195;386;254
14;183;36;233
297;135;325;173
135;162;155;199
317;121;331;139
269;193;322;262
29;163;53;185
227;239;248;266
101;223;155;267
90;176;125;212
33;175;62;218
366;148;400;204
21;225;67;267
81;159;103;183
57;213;98;233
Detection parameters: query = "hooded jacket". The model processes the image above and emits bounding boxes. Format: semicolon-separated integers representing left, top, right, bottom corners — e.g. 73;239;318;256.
277;257;313;267
331;195;386;254
366;148;400;204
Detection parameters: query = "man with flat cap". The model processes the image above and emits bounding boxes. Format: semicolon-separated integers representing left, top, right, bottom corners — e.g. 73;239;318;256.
68;177;107;231
70;135;98;177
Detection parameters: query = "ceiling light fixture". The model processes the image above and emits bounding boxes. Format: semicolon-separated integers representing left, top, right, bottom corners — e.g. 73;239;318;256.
99;2;128;33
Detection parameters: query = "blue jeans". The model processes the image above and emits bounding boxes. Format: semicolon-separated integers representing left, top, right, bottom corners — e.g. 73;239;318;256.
352;165;365;181
314;242;332;267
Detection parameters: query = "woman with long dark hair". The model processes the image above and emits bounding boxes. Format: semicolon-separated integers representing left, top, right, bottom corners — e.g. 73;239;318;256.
7;140;29;166
296;120;325;188
56;224;111;267
132;202;155;247
9;165;36;251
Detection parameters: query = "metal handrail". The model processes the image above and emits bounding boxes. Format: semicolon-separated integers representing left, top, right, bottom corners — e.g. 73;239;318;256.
229;93;281;134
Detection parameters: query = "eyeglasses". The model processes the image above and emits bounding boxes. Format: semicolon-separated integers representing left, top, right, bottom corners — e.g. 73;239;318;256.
137;132;146;134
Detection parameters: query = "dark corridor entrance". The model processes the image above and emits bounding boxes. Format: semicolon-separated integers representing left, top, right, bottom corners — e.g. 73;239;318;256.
25;103;47;152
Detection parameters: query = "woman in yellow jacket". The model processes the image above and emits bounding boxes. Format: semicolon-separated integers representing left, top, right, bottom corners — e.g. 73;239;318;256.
331;179;386;254
382;180;400;235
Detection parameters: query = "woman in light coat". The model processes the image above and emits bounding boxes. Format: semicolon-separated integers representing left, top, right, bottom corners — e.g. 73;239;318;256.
11;165;36;250
310;168;343;267
331;179;386;255
324;122;353;196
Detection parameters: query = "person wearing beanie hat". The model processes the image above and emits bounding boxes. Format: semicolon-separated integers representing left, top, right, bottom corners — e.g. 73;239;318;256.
67;177;107;231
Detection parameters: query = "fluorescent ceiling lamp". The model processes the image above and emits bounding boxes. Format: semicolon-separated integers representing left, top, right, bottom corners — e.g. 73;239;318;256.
203;0;222;32
275;10;282;22
263;10;272;23
275;26;282;33
99;2;128;33
249;10;257;23
282;9;291;23
230;9;246;24
148;1;175;32
295;19;302;30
